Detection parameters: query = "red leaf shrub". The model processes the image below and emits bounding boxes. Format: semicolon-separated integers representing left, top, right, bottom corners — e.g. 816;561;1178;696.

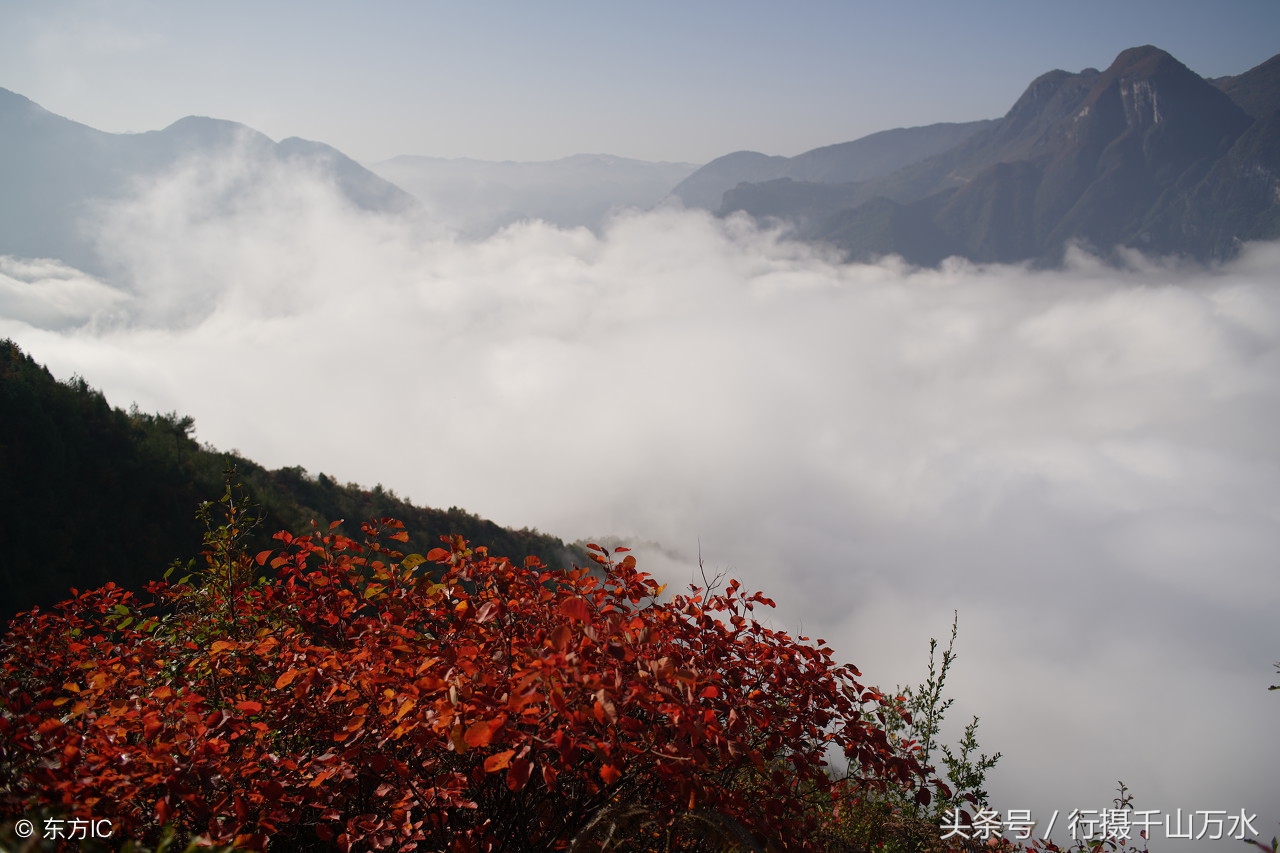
1;520;933;851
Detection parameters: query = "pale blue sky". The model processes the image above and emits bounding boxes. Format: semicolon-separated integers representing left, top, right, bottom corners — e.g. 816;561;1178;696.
1;0;1277;163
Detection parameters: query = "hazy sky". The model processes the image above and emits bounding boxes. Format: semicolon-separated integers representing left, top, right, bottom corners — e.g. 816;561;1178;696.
1;0;1278;163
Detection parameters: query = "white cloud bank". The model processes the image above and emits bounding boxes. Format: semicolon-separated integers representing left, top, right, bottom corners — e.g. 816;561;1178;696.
0;255;130;329
3;152;1278;847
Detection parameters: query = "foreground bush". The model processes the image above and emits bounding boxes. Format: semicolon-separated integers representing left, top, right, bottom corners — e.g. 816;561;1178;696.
0;495;936;851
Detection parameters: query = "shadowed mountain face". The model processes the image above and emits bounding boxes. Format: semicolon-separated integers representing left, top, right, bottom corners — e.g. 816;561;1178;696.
717;46;1279;266
0;89;417;278
669;121;993;211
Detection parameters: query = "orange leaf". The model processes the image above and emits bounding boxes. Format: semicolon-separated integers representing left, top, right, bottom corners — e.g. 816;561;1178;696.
484;749;516;773
236;700;263;714
427;548;450;562
549;624;573;651
600;763;621;785
465;719;497;749
560;597;591;622
275;669;299;689
541;762;559;788
594;693;618;724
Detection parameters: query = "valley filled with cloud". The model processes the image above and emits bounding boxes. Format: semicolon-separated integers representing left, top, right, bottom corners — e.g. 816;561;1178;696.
4;146;1278;832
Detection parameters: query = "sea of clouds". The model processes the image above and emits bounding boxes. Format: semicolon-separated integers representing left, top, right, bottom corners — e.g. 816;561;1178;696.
3;147;1278;847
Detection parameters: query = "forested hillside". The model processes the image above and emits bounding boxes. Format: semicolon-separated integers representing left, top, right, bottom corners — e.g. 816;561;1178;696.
0;339;583;624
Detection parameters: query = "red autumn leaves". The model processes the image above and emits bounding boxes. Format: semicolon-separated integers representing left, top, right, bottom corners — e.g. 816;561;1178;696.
0;520;930;851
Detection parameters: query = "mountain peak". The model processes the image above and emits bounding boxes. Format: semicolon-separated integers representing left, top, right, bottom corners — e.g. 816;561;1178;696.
1083;44;1249;136
1109;44;1178;72
0;92;419;275
708;44;1271;267
160;114;264;142
1003;68;1095;127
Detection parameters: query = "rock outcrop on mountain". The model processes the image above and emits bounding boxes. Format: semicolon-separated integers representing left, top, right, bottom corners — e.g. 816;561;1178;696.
714;47;1279;266
0;88;416;277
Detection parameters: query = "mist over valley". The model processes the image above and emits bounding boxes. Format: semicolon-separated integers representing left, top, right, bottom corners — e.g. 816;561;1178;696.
2;24;1279;850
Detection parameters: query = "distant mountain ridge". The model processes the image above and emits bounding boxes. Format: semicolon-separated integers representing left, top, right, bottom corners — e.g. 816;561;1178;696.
669;121;994;211
0;88;417;278
697;46;1280;266
367;152;698;236
4;45;1277;273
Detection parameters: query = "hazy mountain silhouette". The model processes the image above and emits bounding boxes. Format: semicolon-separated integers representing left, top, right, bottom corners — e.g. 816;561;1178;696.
5;45;1276;272
0;88;417;277
716;47;1278;266
367;153;697;236
669;121;993;212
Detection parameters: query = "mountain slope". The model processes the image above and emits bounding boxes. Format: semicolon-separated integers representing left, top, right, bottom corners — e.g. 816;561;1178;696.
0;88;417;277
670;121;993;212
1212;53;1280;120
0;339;584;625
